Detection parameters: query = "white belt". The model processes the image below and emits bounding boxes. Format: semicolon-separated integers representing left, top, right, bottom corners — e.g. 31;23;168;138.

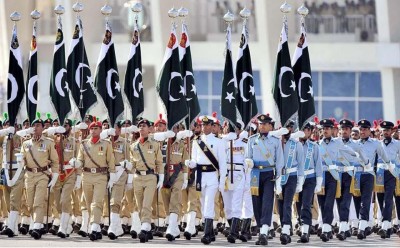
377;163;388;170
4;163;19;170
354;165;374;173
63;164;73;170
304;169;315;176
323;165;338;171
337;166;354;172
285;167;298;174
227;164;244;171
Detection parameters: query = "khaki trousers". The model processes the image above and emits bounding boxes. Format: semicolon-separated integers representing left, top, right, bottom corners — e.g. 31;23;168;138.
82;172;107;224
161;173;183;215
25;172;49;223
134;174;156;223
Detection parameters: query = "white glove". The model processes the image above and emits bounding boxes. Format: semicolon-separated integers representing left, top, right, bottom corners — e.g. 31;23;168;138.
275;176;282;195
239;130;249;139
121;125;139;135
290;131;305;140
295;176;305;193
153;132;166;141
315;176;323;193
182;172;188;190
222;132;237;141
48;173;59;190
270;128;289;138
176;130;193;141
185;159;196;169
120;160;133;171
108;172;117;189
56;126;66;134
219;176;226;193
74;175;82;190
157;174;164;191
5;126;15;135
69;158;82;169
16;127;34;137
244;158;254;169
76;123;88;129
100;128;116;139
5;171;15;187
165;130;175;138
45;126;63;136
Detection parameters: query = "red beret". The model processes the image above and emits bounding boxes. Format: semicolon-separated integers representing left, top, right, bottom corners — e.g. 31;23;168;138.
154;113;167;126
89;121;102;129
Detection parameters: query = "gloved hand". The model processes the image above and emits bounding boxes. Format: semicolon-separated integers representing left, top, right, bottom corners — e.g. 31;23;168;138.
222;132;237;141
315;177;323;193
165;130;176;138
125;173;134;191
74;175;82;190
48;173;59;190
219;176;226;193
185;159;196;169
16;127;34;138
120;160;133;171
157;174;164;191
69;158;82;169
239;130;249;139
182;172;188;190
56;126;66;134
295;176;305;193
107;172;117;189
121;125;139;135
176;130;193;141
275;176;282;195
100;128;116;139
76;123;88;130
153;132;166;141
244;158;254;169
5;126;15;135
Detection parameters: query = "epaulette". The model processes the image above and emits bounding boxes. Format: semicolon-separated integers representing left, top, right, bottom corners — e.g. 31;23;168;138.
44;137;55;142
248;133;258;140
102;139;111;144
242;138;248;144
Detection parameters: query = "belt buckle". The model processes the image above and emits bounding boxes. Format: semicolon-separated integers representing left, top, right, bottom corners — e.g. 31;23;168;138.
202;166;207;171
32;168;38;173
282;167;286;175
90;168;97;173
258;166;263;169
140;171;146;176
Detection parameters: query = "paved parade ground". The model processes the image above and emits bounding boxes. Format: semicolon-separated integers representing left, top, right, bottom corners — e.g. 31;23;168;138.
1;233;399;247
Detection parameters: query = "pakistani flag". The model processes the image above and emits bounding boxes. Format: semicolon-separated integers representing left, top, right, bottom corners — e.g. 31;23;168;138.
50;21;70;124
26;24;38;124
292;24;315;129
156;24;188;130
66;18;97;121
272;23;298;127
179;23;200;127
7;24;25;126
221;25;237;131
124;20;144;122
95;24;124;127
235;24;257;127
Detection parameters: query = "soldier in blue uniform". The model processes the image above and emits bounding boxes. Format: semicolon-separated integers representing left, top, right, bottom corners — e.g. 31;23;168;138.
278;121;304;245
297;122;322;243
353;119;390;240
376;121;400;239
244;114;284;246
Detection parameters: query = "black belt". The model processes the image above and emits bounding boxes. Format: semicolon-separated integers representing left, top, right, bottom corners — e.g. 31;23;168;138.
135;169;155;176
196;164;217;191
26;166;49;173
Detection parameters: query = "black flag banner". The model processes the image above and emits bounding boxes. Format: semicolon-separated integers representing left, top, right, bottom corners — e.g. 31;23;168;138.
235;23;257;127
50;17;70;124
292;24;315;129
124;18;144;122
7;24;25;126
95;23;124;127
66;18;97;121
179;23;200;127
221;24;237;131
156;24;188;130
26;23;38;124
272;22;299;127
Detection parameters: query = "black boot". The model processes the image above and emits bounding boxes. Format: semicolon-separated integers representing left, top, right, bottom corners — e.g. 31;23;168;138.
31;229;42;240
223;219;232;237
101;225;108;235
73;223;81;233
201;218;213;245
78;229;88;237
320;231;332;242
153;226;165;237
227;218;240;243
130;229;137;239
19;224;29;235
4;227;16;238
378;228;388;239
280;233;291;245
255;233;268;246
239;218;252;242
357;229;366;240
298;233;309;243
139;230;148;243
89;231;97;241
49;225;59;235
337;231;346;240
365;226;372;236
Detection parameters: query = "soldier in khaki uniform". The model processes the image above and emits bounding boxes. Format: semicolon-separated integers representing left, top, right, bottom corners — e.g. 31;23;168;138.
162;125;189;241
105;120;131;240
77;119;115;241
130;118;164;243
55;119;82;238
21;117;59;240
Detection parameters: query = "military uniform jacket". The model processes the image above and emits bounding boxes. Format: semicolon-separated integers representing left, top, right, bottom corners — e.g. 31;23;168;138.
226;138;247;169
167;138;189;173
21;135;59;173
301;139;323;178
357;137;389;166
110;136;130;165
283;137;305;177
130;137;163;174
77;138;115;173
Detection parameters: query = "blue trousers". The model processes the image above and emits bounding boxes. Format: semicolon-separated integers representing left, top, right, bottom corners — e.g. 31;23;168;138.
278;175;297;226
376;171;396;221
299;177;316;226
252;171;275;227
353;173;374;221
317;172;337;225
336;173;352;222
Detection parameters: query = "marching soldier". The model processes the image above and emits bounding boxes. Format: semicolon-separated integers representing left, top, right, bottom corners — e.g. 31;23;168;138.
376;121;399;239
185;115;227;245
297;122;322;243
56;119;82;238
76;119;116;241
353;119;389;240
162;125;189;241
244;114;284;246
278;121;305;245
130;118;164;243
20;117;59;240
